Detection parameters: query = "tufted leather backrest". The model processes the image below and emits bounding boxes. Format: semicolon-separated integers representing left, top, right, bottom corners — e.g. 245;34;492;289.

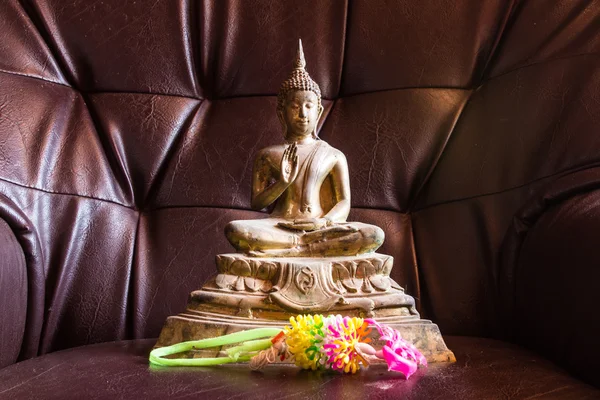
1;0;599;358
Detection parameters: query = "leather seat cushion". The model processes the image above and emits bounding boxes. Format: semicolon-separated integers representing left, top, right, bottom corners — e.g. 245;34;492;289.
0;336;597;399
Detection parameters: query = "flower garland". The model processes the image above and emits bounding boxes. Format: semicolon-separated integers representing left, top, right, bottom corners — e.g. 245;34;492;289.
149;314;427;379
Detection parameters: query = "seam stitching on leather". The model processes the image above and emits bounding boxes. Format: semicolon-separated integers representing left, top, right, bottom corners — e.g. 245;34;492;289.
18;0;75;87
407;215;422;314
414;159;600;212
408;89;474;212
479;0;520;84
486;52;600;83
0;69;69;89
0;68;207;99
126;211;142;339
0;176;132;209
337;0;350;97
143;100;205;208
79;92;134;207
187;0;202;98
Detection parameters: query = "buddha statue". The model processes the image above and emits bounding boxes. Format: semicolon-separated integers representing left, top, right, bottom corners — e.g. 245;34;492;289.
155;40;455;365
225;40;384;258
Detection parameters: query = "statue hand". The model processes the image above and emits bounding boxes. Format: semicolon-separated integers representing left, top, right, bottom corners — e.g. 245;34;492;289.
301;223;359;242
280;142;299;185
277;217;331;232
293;217;331;231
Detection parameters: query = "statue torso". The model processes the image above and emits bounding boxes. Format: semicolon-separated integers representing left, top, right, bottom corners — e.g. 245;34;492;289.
262;140;341;219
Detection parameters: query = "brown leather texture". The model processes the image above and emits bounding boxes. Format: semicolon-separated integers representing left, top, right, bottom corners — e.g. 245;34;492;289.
1;0;600;393
500;167;600;388
0;337;599;400
0;217;27;368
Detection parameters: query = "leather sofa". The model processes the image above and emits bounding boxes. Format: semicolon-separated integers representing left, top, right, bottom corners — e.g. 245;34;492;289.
1;0;599;398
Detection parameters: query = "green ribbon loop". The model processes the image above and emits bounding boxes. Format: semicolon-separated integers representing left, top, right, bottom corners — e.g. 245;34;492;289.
149;328;283;367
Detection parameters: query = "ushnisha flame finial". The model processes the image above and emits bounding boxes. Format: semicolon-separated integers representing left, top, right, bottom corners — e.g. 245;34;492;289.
277;38;322;112
294;38;307;70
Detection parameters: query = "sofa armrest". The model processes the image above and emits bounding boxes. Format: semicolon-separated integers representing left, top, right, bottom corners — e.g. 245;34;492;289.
0;193;46;364
0;218;27;368
500;167;600;386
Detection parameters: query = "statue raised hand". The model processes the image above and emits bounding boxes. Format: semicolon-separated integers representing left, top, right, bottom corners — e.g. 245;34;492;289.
280;142;299;185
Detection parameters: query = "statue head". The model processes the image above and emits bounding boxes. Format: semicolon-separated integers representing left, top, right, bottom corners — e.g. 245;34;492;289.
277;39;324;140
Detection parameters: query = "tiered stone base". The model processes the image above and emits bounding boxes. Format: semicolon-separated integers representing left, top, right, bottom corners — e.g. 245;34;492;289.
156;253;455;363
156;312;455;363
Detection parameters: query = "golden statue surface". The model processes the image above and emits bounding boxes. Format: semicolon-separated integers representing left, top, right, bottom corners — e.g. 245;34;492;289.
156;40;455;363
226;40;383;258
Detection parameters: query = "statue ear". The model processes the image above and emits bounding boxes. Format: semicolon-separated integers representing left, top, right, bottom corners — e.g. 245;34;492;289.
313;105;324;138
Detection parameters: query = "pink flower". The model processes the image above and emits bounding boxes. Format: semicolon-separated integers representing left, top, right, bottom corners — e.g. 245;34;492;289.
365;319;427;379
320;315;371;374
321;315;371;374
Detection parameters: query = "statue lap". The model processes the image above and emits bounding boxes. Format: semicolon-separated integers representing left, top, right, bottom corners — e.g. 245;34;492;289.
225;218;385;256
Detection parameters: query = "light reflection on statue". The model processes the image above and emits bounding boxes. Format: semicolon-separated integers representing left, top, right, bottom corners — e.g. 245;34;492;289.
225;40;384;257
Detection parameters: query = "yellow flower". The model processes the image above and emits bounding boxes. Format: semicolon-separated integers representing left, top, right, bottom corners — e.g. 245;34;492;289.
284;314;326;370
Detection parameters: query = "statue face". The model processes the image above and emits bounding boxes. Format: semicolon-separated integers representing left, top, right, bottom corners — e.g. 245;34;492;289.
282;90;321;138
